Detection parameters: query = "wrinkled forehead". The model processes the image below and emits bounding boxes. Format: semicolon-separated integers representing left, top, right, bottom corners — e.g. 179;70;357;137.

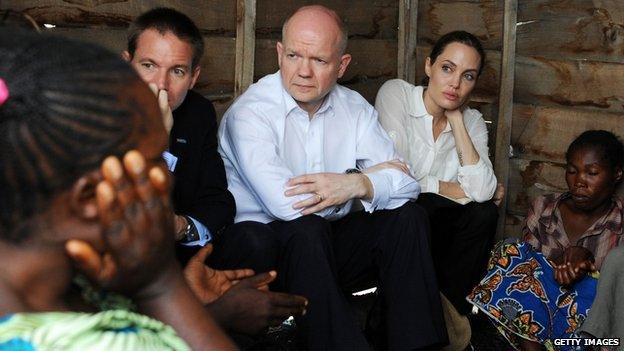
283;10;343;51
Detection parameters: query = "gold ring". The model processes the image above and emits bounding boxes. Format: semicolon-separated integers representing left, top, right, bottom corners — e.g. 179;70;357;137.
315;193;324;202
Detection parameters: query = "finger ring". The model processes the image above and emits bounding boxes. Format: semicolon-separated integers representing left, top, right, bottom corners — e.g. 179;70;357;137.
315;192;324;202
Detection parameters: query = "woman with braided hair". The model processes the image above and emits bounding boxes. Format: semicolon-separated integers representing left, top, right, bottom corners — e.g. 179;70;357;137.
0;30;237;350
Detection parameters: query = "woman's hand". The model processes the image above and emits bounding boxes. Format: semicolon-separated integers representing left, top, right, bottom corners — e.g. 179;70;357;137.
362;159;412;176
444;108;464;124
183;244;255;304
493;183;505;206
67;150;237;350
553;246;596;287
67;150;178;297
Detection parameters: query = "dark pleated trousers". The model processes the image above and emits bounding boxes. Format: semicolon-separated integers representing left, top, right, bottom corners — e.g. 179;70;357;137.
416;193;499;315
209;201;448;351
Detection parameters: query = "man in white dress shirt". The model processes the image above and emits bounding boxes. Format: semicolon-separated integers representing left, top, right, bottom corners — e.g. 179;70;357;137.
218;5;447;351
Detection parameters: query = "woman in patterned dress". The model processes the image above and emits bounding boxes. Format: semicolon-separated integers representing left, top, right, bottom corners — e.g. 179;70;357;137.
468;130;624;351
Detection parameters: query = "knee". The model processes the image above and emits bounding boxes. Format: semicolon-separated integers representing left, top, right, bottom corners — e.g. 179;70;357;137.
465;201;499;228
224;221;277;250
384;202;430;242
395;201;429;225
284;215;331;247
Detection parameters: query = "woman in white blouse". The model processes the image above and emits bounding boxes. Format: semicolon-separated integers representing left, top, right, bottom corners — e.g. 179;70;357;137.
375;31;503;315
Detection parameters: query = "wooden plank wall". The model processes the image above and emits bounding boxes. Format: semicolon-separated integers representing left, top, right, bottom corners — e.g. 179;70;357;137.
508;0;624;237
3;1;622;239
414;0;624;238
0;0;399;115
415;0;505;171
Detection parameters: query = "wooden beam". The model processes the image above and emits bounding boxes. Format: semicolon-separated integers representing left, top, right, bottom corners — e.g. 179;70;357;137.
494;0;518;239
397;0;418;83
234;0;256;97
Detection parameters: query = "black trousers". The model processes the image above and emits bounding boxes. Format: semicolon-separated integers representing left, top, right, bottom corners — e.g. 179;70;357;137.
416;193;498;315
208;202;448;351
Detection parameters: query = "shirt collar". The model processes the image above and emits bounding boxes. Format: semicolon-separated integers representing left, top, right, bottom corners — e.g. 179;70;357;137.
408;85;452;133
408;85;429;118
539;192;623;239
538;192;567;236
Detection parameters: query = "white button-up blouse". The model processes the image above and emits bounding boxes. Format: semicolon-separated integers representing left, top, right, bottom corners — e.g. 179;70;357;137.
375;79;497;202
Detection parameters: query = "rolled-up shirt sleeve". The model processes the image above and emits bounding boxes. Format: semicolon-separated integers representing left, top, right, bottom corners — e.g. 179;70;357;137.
457;113;497;202
355;108;421;211
222;108;336;221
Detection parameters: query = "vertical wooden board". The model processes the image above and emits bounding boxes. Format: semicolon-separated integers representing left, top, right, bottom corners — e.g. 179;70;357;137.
511;104;624;163
398;0;419;84
514;55;624;113
494;0;517;239
0;0;236;33
516;0;624;63
417;0;503;50
235;0;256;96
415;45;501;102
255;0;399;39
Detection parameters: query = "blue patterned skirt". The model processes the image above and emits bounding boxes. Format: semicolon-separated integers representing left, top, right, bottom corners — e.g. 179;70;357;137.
467;241;598;351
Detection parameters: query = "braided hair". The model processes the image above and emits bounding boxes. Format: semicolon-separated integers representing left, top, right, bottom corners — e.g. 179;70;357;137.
0;30;141;241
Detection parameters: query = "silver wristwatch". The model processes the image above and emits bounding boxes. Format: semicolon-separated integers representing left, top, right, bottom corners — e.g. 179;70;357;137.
177;216;199;243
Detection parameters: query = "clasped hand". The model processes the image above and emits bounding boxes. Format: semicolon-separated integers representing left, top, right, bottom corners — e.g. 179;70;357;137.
284;159;411;215
551;246;596;287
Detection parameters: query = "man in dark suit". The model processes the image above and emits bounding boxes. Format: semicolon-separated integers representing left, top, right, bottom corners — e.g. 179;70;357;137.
123;8;234;249
122;7;308;339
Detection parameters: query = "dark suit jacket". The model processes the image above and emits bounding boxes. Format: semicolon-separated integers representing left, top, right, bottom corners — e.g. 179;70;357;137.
170;90;235;236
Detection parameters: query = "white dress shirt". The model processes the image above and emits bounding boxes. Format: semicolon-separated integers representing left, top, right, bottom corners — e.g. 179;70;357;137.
219;71;421;224
375;79;497;202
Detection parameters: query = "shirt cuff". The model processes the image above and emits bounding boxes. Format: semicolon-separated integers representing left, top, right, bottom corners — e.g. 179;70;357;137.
162;151;178;172
180;216;212;247
359;172;390;213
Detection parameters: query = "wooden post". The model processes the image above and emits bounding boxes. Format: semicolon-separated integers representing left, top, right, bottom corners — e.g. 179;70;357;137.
494;0;518;239
234;0;256;97
397;0;419;84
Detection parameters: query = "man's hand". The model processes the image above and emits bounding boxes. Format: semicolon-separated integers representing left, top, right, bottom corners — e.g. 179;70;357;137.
362;159;411;177
183;244;255;304
493;183;505;206
552;246;596;287
173;215;189;240
285;172;372;215
207;271;308;335
148;83;173;135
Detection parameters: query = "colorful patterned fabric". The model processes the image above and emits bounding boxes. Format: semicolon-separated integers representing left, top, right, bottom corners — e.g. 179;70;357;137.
0;310;190;351
523;193;623;270
468;241;598;351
